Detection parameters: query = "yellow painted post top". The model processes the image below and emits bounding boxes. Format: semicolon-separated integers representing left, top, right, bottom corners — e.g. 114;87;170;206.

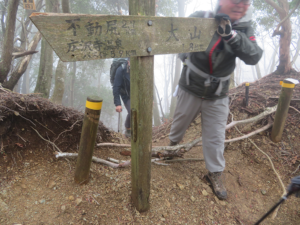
245;83;250;86
86;96;103;110
280;81;295;89
86;101;102;110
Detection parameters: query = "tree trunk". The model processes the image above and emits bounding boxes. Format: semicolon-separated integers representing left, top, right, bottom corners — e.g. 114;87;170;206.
265;0;292;74
61;0;70;13
269;43;279;74
291;35;300;65
169;56;181;118
3;32;42;90
0;0;19;84
13;78;22;93
51;60;66;104
1;0;8;37
34;0;57;98
251;66;257;81
255;63;262;79
49;0;70;104
69;62;76;107
22;58;32;94
155;84;165;119
153;84;161;126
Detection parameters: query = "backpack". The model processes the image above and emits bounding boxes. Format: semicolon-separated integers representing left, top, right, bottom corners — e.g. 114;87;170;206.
110;58;128;88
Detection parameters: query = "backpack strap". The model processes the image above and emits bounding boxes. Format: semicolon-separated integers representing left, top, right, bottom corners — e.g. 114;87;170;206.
185;57;231;96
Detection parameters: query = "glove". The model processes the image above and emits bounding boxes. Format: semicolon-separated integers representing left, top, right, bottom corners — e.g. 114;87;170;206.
287;176;300;198
215;13;234;41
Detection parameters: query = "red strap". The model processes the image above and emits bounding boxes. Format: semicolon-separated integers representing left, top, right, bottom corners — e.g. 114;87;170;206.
209;37;222;74
249;36;256;41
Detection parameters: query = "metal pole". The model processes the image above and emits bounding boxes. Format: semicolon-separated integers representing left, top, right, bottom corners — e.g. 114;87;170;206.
74;96;102;184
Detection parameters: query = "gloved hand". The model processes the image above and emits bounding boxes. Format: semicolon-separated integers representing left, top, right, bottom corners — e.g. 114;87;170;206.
288;176;300;198
215;13;233;40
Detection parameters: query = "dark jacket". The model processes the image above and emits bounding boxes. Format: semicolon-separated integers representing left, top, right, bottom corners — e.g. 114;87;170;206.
113;63;130;106
179;9;263;99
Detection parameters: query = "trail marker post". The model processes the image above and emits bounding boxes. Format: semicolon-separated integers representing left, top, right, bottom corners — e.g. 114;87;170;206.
30;3;217;212
271;79;299;143
74;96;103;184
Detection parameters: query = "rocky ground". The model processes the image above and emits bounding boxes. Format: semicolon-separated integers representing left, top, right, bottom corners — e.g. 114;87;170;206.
0;72;300;224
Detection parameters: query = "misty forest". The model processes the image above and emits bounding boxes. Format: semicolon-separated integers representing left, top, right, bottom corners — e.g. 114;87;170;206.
1;0;300;224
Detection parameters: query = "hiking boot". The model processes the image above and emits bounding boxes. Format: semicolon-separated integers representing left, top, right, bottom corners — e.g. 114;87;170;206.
169;140;178;146
125;129;131;138
206;172;227;200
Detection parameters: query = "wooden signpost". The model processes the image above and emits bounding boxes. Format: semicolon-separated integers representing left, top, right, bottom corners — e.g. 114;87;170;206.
29;13;216;61
30;1;217;212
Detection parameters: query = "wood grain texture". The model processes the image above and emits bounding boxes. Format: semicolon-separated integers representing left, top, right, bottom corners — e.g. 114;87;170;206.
30;13;217;61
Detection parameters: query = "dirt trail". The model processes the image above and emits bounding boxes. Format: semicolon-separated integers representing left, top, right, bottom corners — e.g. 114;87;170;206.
0;72;300;224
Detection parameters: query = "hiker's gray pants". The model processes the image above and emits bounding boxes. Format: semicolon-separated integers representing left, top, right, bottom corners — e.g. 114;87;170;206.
169;88;229;173
124;99;131;129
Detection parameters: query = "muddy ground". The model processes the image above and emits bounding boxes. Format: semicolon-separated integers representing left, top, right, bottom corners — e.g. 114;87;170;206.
0;72;300;225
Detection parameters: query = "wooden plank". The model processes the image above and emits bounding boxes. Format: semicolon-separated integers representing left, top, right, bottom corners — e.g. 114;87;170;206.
30;13;217;61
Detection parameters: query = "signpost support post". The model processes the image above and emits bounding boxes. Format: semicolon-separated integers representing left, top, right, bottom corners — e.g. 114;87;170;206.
30;9;217;212
129;0;155;212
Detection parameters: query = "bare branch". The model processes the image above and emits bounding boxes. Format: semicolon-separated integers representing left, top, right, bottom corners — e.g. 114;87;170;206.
264;0;285;15
12;50;38;59
226;105;277;130
272;0;300;37
225;123;273;143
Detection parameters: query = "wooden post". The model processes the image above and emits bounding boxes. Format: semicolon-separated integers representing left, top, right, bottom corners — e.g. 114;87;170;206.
129;0;155;212
245;82;249;107
270;80;295;143
74;96;102;184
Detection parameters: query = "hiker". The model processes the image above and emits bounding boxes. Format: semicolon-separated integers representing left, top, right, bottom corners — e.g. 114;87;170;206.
169;0;263;200
112;58;131;138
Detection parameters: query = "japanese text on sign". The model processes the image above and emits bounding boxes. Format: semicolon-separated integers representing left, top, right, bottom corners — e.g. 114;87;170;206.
23;0;36;10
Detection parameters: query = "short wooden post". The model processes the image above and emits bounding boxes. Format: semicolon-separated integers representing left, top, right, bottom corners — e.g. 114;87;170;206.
270;80;295;143
245;82;249;107
129;0;155;212
74;96;102;184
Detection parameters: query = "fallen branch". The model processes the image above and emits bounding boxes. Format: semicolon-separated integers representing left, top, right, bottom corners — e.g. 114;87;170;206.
55;152;131;168
290;106;300;114
163;158;204;163
226;105;277;130
224;123;272;143
97;142;164;148
99;106;277;159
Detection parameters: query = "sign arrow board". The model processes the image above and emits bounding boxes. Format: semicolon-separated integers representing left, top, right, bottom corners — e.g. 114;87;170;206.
30;13;217;62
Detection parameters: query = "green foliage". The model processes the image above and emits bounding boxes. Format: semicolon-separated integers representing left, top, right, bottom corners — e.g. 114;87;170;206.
252;0;300;35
